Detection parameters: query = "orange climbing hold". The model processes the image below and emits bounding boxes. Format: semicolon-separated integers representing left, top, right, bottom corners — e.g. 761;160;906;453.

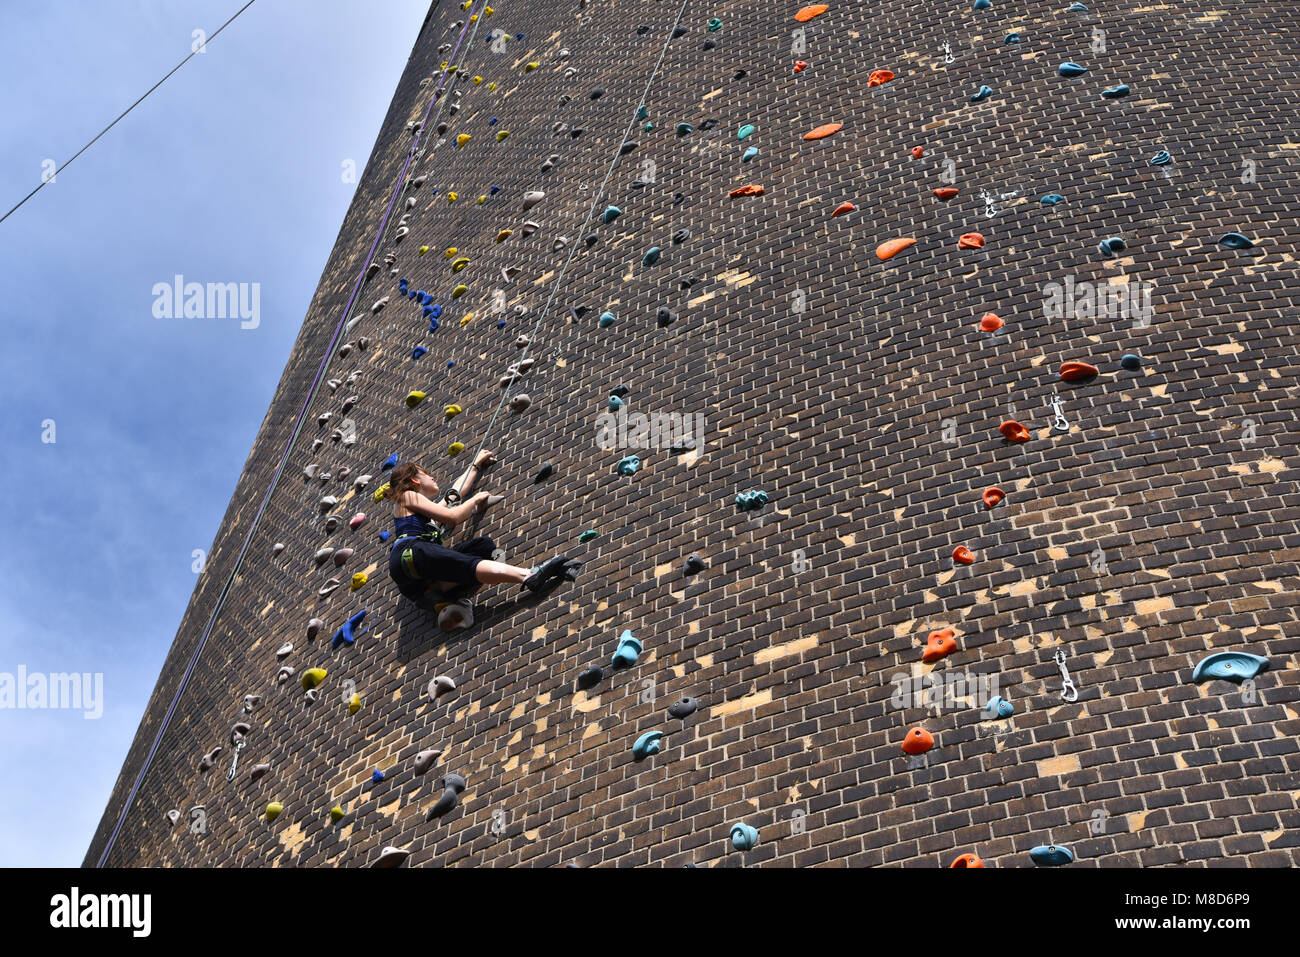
1059;361;1099;382
958;232;985;249
999;420;1031;443
922;628;957;663
876;237;917;261
803;122;842;140
951;854;986;869
911;146;924;159
793;60;808;73
952;546;975;565
868;70;894;87
729;184;765;197
794;4;829;22
831;201;855;217
982;487;1005;509
901;727;934;755
934;187;959;200
979;312;1003;332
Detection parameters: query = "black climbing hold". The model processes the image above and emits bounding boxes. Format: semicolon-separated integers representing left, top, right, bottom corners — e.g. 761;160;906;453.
1098;236;1126;257
585;234;599;247
572;305;589;320
637;25;650;35
672;193;686;206
676;123;693;136
590;88;605;100
673;229;690;244
702;40;717;50
678;275;700;290
620;141;638;155
699;119;719;131
683;554;707;575
610;384;631;399
672;26;688;38
657;307;677;327
577;666;604;690
734;69;747;80
428;788;458;819
570;127;586;138
534;462;555;483
668;696;699;719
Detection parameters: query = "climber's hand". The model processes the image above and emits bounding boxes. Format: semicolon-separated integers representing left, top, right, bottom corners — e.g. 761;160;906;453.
474;450;497;469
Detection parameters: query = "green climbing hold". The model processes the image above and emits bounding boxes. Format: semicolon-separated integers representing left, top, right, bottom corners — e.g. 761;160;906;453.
738;124;755;139
707;18;722;31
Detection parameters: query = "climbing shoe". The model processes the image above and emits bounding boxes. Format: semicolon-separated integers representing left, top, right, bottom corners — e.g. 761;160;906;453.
522;555;570;593
560;560;582;582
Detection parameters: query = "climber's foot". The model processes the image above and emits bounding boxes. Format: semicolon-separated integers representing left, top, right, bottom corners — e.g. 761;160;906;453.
560;560;582;582
522;555;570;593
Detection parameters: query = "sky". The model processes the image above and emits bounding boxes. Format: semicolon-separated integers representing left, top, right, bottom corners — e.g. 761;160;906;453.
0;0;432;867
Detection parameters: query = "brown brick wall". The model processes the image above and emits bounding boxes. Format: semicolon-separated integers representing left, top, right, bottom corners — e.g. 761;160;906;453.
86;0;1299;868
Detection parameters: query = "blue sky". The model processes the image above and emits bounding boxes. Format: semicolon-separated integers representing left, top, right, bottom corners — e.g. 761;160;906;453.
0;0;430;867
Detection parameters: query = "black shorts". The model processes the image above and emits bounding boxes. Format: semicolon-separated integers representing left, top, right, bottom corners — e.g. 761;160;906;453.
389;536;495;602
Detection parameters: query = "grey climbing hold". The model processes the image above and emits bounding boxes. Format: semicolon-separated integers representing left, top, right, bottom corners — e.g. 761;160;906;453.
578;666;603;690
521;190;545;211
672;25;687;38
431;675;457;697
324;516;340;533
642;246;661;266
589;88;604;100
370;296;389;314
521;221;540;237
273;543;285;555
1059;62;1088;77
656;307;676;327
1218;233;1255;250
427;773;468;820
413;748;444;775
333;548;354;567
667;696;699;719
243;693;261;712
673;229;690;244
510;393;532;413
319;496;337;511
248;763;269;781
373;847;411;868
314;547;334;565
306;618;323;642
683;554;707;576
198;747;222;772
276;665;295;684
552;236;569;252
1098;237;1126;257
167;809;181;825
620;141;638;155
230;722;251;744
319;578;341;597
303;464;318;480
353;474;372;490
633;731;664;760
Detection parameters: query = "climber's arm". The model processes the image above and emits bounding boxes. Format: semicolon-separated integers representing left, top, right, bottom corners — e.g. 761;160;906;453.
446;449;498;502
401;490;484;528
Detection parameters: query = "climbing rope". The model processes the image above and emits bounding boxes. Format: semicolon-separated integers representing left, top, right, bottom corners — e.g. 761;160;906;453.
94;2;491;868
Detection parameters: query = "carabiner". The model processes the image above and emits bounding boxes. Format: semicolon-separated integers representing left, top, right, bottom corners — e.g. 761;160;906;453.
1050;396;1070;432
1054;649;1079;702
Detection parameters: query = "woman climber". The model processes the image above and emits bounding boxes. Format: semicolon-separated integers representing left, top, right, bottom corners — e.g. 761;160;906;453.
385;450;579;629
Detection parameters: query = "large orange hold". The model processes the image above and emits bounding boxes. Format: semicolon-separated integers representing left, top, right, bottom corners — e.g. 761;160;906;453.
831;201;855;217
793;60;808;73
982;487;1005;509
958;232;985;249
1059;361;1099;381
951;854;985;869
901;727;934;755
803;122;842;140
922;628;957;663
952;546;975;565
999;420;1031;443
729;184;765;197
911;146;924;159
876;237;917;261
979;312;1003;332
868;70;894;87
934;187;959;200
794;4;829;22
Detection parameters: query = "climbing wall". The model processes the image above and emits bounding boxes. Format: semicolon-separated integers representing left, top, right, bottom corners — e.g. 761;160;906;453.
86;0;1300;868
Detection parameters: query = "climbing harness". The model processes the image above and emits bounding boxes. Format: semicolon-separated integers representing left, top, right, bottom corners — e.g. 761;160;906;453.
1054;649;1079;701
1050;396;1070;432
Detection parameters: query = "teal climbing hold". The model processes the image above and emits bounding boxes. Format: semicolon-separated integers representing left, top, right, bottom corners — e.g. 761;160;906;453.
1005;32;1021;43
1219;233;1256;250
599;311;617;327
616;455;641;476
1102;85;1130;98
738;124;755;140
1059;62;1088;77
1041;194;1065;205
1121;354;1141;371
601;205;622;224
643;246;661;266
676;123;694;136
643;122;654;132
1068;2;1089;10
637;105;648;120
971;85;994;103
742;146;758;162
1030;845;1074;867
735;489;769;512
579;529;598;543
1192;652;1269;684
730;823;759;851
985;696;1014;719
1150;149;1172;166
609;395;625;412
707;18;722;31
973;0;991;8
611;630;642;669
633;731;664;760
1098;237;1126;257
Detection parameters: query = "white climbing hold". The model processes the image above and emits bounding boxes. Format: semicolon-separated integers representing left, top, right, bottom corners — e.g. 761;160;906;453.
521;190;545;210
319;496;337;511
276;642;293;659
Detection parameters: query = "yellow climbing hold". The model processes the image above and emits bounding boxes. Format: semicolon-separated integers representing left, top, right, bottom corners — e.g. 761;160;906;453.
473;76;483;85
469;13;478;21
373;482;390;503
477;195;487;204
445;247;458;259
525;62;539;72
460;1;470;8
301;668;327;690
487;82;496;92
496;229;512;242
449;442;465;456
447;192;458;203
419;245;429;256
459;313;474;327
348;693;361;715
496;130;509;142
452;257;470;271
452;284;468;298
444;404;462;419
330;806;345;823
484;5;493;14
456;134;471;147
405;391;427;408
349;572;367;592
266;802;283;822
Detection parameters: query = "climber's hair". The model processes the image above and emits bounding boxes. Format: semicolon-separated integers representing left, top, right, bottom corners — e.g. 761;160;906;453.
384;463;430;502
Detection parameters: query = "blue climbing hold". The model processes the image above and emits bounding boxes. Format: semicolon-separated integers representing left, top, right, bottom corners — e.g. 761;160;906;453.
379;531;390;542
738;124;755;139
742;146;758;162
735;489;769;512
643;247;661;266
1192;652;1269;685
730;823;759;851
421;293;434;306
599;311;617;328
429;304;443;318
616;456;641;476
676;123;693;136
985;695;1014;719
609;395;625;412
372;769;386;784
1059;62;1088;77
399;278;409;292
1150;150;1172;166
1005;32;1021;43
489;117;497;126
382;453;399;471
601;205;622;224
446;360;455;368
490;185;501;194
1040;194;1065;205
1098;237;1126;257
971;85;994;103
611;630;642;670
633;731;664;760
1121;354;1141;371
1102;84;1130;98
333;610;368;648
428;318;440;332
412;346;427;360
1219;233;1256;250
497;320;507;329
1030;845;1074;867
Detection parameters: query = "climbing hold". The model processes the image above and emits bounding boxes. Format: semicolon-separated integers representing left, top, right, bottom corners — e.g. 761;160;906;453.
1059;62;1088;77
431;675;456;697
166;809;181;826
672;25;688;37
735;489;769;512
933;187;959;201
619;141;638;156
979;312;1003;332
579;530;598;543
633;731;665;761
982;487;1005;509
973;0;991;8
413;748;443;775
616;456;641;476
971;85;994;103
1030;845;1074;867
1149;150;1172;166
372;483;390;503
611;630;642;669
348;693;360;715
598;312;617;328
301;667;327;690
952;546;975;565
314;547;335;565
742;146;758;162
803;122;842;140
1040;194;1065;205
1120;354;1141;371
876;237;916;261
985;695;1015;718
729;184;764;197
1191;652;1269;685
382;453;399;471
911;146;924;159
668;697;699;719
534;462;554;483
319;495;338;511
999;420;1031;443
273;543;285;555
449;442;465;456
867;70;894;87
510;394;531;413
1098;237;1126;257
373;847;411;868
1069;2;1088;9
349;572;367;591
275;641;293;659
922;628;958;663
676;123;694;136
831;201;855;217
332;610;367;647
958;233;985;250
708;17;722;30
577;666;603;690
950;854;985;868
198;746;222;772
738;124;755;139
1101;85;1130;98
372;769;386;784
608;396;625;412
451;285;468;298
601;205;622;224
348;513;366;531
330;805;346;823
1059;361;1099;382
643;247;661;266
657;306;677;326
524;61;539;72
405;391;427;408
521;190;545;211
683;554;707;576
901;727;934;755
443;405;463;421
730;823;759;851
794;4;828;22
672;229;690;244
1006;32;1021;43
318;579;341;597
451;257;470;272
1219;233;1256;250
306;618;324;641
265;802;283;822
